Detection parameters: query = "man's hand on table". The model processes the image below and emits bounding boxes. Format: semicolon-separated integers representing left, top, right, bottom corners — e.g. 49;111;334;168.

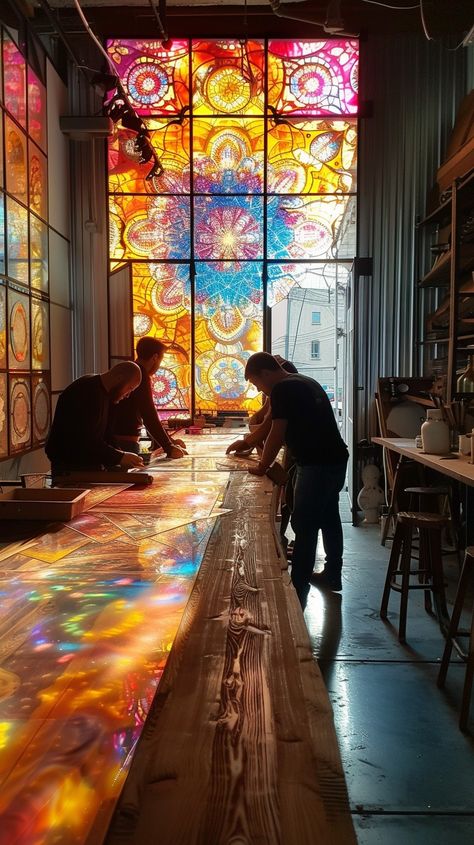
248;462;267;477
172;437;187;450
120;451;144;469
166;443;188;459
226;438;253;456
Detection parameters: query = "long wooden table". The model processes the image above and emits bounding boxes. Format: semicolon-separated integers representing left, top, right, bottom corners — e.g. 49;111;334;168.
371;437;474;487
0;434;355;845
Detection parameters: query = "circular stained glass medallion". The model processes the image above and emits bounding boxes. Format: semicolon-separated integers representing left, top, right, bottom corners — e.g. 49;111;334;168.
33;380;50;440
126;59;169;108
133;313;153;336
32;303;45;366
10;300;28;364
289;62;333;107
208;356;245;399
152;367;178;406
205;67;251;113
10;379;30;444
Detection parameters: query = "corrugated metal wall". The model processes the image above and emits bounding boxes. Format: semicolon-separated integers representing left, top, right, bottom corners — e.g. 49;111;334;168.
357;33;473;438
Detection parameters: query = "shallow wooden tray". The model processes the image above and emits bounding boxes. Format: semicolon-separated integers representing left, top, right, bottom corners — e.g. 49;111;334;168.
0;488;89;521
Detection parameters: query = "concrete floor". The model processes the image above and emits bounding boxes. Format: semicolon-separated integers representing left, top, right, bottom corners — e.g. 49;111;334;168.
303;520;474;844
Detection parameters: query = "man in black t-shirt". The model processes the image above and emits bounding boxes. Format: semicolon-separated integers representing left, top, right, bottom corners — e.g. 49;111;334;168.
112;337;187;459
235;352;348;607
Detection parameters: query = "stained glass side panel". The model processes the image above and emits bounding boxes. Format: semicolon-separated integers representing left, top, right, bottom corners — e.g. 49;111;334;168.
107;39;189;116
31;373;51;444
0;372;7;456
6;197;29;286
193;118;264;194
267;119;357;194
267;39;358;116
29;142;48;220
9;374;31;452
0;284;6;368
3;33;26;124
109;195;190;260
194;196;263;261
0;195;4;275
0;111;4;188
267;261;353;307
192;40;264;115
27;68;47;152
8;286;30;370
30;213;49;292
132;263;191;411
5;116;28;205
108;119;190;194
267;194;356;260
31;296;50;370
194;261;263;412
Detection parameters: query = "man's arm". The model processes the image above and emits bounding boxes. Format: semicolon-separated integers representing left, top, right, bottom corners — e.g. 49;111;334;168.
139;378;186;457
226;408;272;454
248;418;287;476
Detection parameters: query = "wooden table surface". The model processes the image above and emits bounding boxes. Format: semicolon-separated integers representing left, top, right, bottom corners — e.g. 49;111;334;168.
372;437;474;487
0;435;355;845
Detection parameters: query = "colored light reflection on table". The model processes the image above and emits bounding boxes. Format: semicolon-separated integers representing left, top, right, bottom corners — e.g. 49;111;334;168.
0;438;234;844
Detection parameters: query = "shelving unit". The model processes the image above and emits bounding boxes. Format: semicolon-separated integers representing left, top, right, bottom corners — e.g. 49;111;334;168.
418;167;474;397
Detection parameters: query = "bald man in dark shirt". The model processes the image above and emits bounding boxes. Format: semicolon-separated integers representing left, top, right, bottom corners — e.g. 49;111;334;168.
46;362;143;474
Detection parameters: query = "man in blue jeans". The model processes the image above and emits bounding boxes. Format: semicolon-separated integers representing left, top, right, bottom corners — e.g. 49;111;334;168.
234;352;348;608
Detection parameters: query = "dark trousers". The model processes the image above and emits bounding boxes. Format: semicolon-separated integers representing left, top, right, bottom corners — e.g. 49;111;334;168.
290;459;348;606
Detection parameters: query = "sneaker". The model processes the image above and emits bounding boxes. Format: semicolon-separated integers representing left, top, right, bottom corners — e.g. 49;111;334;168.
310;570;342;591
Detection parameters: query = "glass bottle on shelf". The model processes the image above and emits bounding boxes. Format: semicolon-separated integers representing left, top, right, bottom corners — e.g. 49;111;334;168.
456;354;474;393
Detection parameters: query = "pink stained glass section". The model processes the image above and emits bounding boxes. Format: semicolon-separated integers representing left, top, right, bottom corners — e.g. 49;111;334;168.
107;39;189;116
27;68;47;151
3;33;26;124
268;39;358;116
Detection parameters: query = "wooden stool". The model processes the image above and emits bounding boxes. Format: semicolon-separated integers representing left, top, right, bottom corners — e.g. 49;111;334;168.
404;485;460;556
437;547;474;731
380;511;449;643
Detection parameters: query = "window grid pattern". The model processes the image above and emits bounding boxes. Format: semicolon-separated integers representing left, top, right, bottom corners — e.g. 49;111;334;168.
107;38;358;413
0;27;50;458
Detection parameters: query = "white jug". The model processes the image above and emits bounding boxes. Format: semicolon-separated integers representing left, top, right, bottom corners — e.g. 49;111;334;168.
421;409;450;455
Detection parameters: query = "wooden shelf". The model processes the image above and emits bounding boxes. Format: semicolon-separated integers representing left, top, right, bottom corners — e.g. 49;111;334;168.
418;250;451;287
418;199;452;228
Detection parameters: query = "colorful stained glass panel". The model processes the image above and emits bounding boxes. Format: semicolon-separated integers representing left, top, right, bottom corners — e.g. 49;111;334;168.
0;195;4;275
9;374;31;452
31;296;50;370
107;39;189;115
0;284;6;368
0;372;7;456
30;213;49;292
194;196;263;261
6;197;29;285
267;194;356;260
268;40;358;116
29;142;48;219
31;373;51;444
0;110;4;188
5;116;28;205
192;40;264;115
8;287;30;370
27;68;47;151
267;118;357;194
267;261;353;307
193;118;264;193
110;195;190;260
3;33;26;124
108;119;190;194
194;261;263;412
132;262;191;411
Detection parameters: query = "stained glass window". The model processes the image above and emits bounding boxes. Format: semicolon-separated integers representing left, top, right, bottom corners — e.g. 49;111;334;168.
1;26;51;456
107;38;358;413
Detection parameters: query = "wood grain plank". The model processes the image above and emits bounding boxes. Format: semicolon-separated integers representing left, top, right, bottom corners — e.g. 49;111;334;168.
105;474;355;845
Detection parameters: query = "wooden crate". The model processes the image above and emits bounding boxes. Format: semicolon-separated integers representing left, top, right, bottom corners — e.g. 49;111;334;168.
0;488;89;521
